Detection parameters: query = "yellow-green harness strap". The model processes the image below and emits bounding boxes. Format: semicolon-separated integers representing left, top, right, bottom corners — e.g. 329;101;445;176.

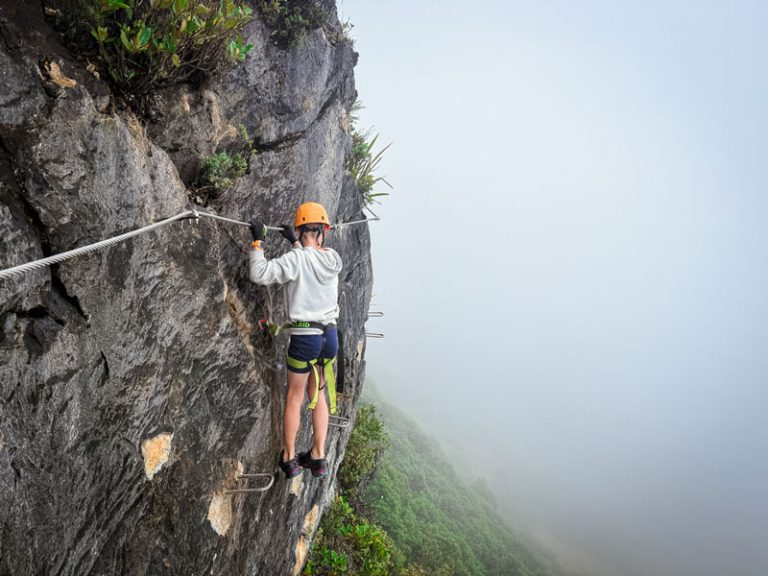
287;355;337;415
287;356;319;394
325;357;338;415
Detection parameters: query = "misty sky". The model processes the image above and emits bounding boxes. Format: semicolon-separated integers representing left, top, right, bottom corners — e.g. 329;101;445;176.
340;2;768;576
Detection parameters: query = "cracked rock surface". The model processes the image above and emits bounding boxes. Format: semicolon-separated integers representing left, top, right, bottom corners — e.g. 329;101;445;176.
0;2;372;575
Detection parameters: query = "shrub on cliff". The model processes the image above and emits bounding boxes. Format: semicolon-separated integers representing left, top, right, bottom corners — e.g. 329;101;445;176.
345;101;392;206
45;0;253;103
337;404;390;499
254;0;326;48
200;151;247;190
192;124;255;202
304;495;396;576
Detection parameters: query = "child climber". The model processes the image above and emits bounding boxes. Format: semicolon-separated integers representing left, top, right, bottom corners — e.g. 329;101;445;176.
248;202;342;479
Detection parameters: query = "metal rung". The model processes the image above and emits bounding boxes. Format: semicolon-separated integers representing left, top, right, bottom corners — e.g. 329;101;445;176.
329;415;351;428
366;332;384;339
367;312;384;318
225;472;275;495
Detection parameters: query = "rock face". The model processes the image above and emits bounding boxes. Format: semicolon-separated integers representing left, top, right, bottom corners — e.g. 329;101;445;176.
0;3;371;575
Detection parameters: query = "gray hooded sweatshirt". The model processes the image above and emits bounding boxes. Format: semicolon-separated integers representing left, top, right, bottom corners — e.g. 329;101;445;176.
249;246;342;332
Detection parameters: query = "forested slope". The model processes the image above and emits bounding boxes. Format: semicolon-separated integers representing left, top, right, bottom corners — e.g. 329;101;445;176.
306;387;561;576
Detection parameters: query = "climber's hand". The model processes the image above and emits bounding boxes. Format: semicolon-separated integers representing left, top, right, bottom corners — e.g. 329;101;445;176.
249;221;267;242
280;224;298;245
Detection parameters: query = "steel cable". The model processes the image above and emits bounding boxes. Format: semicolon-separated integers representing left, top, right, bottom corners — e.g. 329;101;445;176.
0;209;378;281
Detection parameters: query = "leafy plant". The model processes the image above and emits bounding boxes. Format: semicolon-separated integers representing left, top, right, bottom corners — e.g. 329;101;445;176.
228;33;253;62
254;0;326;48
238;122;255;150
200;151;247;190
347;131;392;206
304;495;395;576
340;19;355;46
45;0;253;103
345;101;392;206
197;123;254;193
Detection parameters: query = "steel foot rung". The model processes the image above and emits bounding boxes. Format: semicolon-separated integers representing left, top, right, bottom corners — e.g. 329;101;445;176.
329;416;351;428
226;472;275;494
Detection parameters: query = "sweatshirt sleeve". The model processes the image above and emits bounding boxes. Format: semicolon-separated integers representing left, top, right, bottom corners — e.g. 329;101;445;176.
249;247;301;285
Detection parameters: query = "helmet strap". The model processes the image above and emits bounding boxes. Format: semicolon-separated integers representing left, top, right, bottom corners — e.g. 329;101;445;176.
299;224;325;245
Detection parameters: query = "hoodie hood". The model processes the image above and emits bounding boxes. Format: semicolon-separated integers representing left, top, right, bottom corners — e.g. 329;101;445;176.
304;247;343;282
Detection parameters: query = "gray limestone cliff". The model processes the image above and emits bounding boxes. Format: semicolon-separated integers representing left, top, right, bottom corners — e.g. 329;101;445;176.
0;2;373;575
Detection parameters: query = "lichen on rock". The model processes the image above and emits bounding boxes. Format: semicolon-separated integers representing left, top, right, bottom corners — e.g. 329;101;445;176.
208;492;233;536
292;504;320;576
141;432;174;481
292;536;309;576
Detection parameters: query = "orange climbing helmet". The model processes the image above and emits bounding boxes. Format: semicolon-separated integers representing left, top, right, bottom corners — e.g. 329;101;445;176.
294;202;330;228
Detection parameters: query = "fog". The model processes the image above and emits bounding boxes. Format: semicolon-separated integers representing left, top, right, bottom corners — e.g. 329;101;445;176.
341;1;768;575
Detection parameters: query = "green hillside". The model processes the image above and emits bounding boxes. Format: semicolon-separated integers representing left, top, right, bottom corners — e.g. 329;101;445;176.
305;388;560;576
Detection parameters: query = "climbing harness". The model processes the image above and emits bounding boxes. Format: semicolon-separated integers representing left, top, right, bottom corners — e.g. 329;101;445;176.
225;471;275;495
300;356;337;414
261;319;345;417
285;349;338;414
258;319;327;336
0;208;378;281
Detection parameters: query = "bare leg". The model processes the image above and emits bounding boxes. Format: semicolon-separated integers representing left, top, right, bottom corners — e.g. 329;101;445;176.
284;370;309;460
307;368;328;459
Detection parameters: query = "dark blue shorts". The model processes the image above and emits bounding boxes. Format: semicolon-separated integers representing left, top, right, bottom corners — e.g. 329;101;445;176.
287;326;338;373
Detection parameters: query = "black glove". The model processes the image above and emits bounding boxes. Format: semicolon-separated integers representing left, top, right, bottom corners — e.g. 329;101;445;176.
280;224;298;244
249;221;267;242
